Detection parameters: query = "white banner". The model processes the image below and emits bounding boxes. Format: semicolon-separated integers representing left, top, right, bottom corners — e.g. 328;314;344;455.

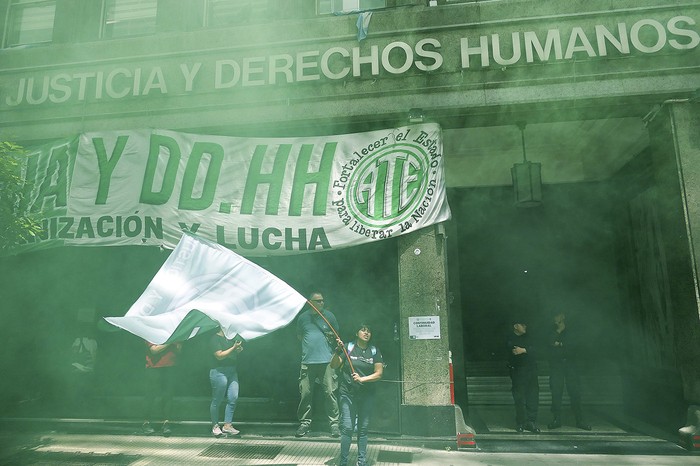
16;124;450;255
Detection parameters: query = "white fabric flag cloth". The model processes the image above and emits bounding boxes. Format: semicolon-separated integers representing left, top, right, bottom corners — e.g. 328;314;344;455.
104;232;306;344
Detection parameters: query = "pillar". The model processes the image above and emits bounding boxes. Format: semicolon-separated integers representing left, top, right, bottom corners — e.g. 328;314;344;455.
648;102;700;437
397;223;467;436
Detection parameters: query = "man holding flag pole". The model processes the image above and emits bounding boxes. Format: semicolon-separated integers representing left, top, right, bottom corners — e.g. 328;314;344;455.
295;292;341;438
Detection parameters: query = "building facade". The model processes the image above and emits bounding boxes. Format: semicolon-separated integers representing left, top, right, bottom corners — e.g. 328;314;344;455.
1;0;699;440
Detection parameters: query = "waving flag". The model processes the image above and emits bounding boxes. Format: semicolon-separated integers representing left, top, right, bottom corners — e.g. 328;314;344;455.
104;232;306;344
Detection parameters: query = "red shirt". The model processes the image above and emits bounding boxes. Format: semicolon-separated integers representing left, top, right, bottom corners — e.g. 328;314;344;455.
145;341;179;368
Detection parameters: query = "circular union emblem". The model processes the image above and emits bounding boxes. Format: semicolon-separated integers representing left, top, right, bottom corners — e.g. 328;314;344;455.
345;143;430;229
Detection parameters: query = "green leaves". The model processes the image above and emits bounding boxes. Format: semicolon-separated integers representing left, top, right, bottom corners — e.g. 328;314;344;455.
0;141;43;252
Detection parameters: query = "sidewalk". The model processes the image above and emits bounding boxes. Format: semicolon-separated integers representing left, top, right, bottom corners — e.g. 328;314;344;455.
0;417;696;465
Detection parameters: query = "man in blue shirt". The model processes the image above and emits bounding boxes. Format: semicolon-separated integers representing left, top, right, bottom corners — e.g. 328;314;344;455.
295;291;340;437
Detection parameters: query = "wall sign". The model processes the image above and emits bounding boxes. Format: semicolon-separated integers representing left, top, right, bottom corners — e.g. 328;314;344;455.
409;316;441;340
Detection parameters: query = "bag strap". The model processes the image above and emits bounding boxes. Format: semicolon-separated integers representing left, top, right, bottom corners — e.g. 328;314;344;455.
347;341;376;356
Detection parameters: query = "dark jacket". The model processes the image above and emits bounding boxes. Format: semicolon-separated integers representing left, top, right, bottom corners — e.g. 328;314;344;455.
506;331;537;369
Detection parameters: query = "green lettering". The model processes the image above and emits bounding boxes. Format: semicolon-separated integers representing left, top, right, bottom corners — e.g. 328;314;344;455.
262;228;282;250
144;216;163;239
139;134;181;205
179;142;224;210
97;216;113;237
395;155;421;214
76;216;95;238
285;227;306;251
354;158;388;220
238;227;259;249
240;144;290;215
288;142;335;216
93;135;128;205
308;227;331;250
31;143;72;214
177;222;200;233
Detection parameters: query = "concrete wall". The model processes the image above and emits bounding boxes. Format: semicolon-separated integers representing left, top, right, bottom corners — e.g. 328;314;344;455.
1;0;698;142
649;103;700;405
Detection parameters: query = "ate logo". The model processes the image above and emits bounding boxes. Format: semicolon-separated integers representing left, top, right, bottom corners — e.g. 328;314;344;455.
346;143;430;229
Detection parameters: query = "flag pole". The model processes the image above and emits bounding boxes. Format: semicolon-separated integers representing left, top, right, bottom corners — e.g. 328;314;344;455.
307;300;356;373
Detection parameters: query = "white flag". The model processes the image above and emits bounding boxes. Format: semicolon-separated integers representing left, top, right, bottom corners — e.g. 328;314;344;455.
104;232;306;344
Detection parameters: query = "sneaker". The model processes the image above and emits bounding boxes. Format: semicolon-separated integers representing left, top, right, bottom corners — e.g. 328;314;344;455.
547;418;562;430
162;421;171;437
330;425;340;437
524;422;541;433
212;424;223;437
222;424;240;435
142;422;155;435
295;424;310;437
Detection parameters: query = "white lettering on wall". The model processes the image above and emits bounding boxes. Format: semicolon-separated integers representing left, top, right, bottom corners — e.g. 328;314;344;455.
3;15;698;108
460;15;699;68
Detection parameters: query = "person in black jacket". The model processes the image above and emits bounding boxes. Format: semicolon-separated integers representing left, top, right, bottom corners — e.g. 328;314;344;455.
331;322;383;466
506;319;540;433
547;312;591;430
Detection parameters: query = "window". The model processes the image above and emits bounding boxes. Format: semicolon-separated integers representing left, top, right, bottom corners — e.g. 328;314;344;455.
4;0;56;47
318;0;386;15
205;0;270;27
103;0;157;39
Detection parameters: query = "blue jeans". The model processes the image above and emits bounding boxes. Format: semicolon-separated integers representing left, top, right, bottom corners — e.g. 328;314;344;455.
339;390;375;466
209;366;239;424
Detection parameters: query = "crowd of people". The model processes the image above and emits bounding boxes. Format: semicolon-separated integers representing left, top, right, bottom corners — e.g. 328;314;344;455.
132;290;384;466
70;292;594;465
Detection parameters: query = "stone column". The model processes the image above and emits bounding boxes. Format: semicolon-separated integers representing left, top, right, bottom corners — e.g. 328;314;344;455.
648;102;700;437
397;223;464;436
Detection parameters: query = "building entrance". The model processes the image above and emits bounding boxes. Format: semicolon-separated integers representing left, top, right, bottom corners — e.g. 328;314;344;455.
445;113;690;441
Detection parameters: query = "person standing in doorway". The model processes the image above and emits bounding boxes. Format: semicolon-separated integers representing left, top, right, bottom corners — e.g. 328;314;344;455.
506;319;540;433
295;291;341;438
142;340;181;437
331;322;383;466
547;312;592;430
209;327;243;437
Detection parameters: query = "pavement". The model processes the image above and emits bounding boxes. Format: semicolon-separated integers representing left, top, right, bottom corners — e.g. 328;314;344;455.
0;414;697;466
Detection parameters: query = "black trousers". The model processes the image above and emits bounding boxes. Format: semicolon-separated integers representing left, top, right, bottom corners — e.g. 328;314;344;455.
510;365;539;425
549;359;583;422
144;366;176;422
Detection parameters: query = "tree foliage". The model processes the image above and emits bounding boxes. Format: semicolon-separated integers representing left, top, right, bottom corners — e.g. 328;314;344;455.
0;141;42;251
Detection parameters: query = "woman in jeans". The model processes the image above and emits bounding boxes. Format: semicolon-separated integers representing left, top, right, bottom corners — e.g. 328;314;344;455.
330;323;383;466
209;327;243;437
